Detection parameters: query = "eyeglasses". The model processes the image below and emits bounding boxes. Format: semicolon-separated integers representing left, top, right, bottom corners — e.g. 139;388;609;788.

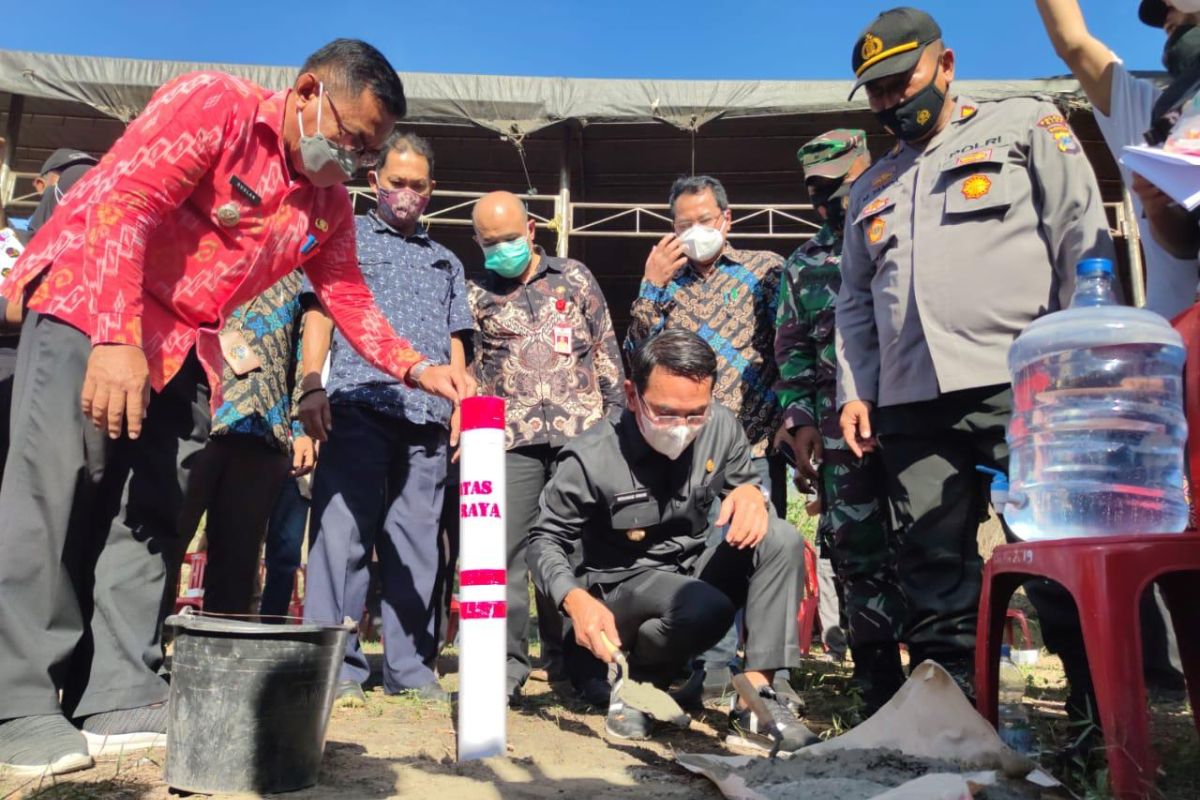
322;91;381;168
638;394;709;427
672;214;722;234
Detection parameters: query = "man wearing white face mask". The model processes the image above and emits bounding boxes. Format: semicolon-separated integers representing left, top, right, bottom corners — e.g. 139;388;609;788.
528;330;812;747
626;176;786;503
297;132;474;706
626;175;787;698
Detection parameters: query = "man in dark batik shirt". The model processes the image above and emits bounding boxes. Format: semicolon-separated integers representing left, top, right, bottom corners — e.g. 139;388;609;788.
469;190;625;704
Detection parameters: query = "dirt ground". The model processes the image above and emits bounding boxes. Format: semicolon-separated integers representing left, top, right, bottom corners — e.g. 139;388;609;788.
2;649;1197;800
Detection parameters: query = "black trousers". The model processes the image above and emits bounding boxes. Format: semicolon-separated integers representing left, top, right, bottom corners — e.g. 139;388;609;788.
568;517;803;686
0;313;209;721
176;434;291;615
876;385;1082;670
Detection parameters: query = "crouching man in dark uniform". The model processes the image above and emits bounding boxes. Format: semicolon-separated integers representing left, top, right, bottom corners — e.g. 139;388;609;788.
527;329;816;749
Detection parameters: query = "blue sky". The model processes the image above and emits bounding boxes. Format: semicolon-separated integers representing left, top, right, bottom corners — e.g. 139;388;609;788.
0;1;1173;80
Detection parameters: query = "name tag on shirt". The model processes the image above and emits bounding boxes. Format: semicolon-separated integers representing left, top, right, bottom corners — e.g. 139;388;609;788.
219;329;263;376
553;322;573;355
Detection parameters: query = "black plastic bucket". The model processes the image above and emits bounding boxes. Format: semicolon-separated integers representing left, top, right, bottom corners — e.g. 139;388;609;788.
163;613;352;794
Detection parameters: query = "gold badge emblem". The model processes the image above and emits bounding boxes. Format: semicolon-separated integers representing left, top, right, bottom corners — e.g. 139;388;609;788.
314;218;329;232
961;174;993;200
216;203;240;227
861;34;884;61
626;528;646;542
706;459;714;473
916;109;931;126
867;217;886;244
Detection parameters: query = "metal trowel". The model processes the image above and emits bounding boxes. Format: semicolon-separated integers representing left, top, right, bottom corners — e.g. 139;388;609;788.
600;632;691;729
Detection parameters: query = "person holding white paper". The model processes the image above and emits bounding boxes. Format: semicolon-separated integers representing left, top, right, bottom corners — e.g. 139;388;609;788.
1036;0;1200;316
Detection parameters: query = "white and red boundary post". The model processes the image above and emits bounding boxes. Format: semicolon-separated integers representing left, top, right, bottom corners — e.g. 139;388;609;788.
456;395;507;761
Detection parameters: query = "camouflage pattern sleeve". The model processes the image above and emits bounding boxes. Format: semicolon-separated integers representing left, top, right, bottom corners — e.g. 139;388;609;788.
774;253;819;431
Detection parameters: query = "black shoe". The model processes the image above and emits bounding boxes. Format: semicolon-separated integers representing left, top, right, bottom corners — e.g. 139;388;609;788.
728;686;820;753
0;714;92;776
506;676;524;708
334;680;367;708
575;676;614;708
670;670;706;711
79;702;168;756
605;700;652;740
390;681;449;704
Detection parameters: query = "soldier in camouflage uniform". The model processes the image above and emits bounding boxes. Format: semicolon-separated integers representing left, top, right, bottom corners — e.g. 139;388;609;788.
773;129;906;712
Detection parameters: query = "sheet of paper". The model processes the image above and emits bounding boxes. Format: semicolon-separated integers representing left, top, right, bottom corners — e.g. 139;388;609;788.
1121;145;1200;210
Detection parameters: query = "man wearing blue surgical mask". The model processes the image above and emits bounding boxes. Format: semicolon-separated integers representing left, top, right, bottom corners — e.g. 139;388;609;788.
467;190;625;706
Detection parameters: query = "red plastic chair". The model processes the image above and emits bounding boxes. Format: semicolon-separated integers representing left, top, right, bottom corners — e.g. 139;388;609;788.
444;596;461;650
174;552;207;614
797;539;820;655
975;306;1200;800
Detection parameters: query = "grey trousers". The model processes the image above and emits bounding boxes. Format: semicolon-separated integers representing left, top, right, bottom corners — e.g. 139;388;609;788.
305;405;448;691
817;555;848;658
569;517;804;685
0;313;209;721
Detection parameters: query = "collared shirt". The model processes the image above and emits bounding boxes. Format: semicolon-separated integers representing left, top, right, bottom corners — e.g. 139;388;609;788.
528;404;760;608
2;71;423;409
468;248;625;451
625;246;784;457
211;270;304;454
774;223;840;431
836;95;1115;409
324;212;472;427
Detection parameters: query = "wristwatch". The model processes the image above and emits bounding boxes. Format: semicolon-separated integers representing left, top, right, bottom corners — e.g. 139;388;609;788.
409;359;433;384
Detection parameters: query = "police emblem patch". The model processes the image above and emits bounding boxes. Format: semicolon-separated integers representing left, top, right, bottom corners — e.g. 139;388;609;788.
961;174;992;200
861;34;884;61
867;216;886;244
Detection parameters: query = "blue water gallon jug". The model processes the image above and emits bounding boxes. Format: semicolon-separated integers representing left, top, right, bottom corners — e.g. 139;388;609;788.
1006;258;1188;540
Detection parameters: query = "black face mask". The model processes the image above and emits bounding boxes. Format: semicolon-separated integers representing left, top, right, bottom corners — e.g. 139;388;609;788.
875;69;947;143
1164;25;1200;78
811;183;850;234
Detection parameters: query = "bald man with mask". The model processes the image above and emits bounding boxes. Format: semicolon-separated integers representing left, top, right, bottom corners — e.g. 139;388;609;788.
468;191;625;705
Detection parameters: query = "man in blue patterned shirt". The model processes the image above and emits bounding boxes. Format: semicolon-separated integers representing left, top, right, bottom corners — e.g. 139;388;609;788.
298;133;473;705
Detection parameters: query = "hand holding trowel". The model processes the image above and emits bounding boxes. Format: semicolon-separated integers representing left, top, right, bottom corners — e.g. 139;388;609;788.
600;632;691;729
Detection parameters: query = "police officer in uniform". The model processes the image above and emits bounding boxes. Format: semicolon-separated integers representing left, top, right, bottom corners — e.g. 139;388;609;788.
528;330;815;750
836;7;1114;705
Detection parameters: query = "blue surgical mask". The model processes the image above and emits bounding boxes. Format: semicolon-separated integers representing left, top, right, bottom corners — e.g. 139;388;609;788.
483;238;532;278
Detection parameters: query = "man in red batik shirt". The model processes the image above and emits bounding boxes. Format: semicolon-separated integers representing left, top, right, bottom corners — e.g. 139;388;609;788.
0;39;469;775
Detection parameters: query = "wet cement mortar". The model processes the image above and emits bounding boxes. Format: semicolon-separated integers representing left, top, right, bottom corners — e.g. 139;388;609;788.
732;748;1039;800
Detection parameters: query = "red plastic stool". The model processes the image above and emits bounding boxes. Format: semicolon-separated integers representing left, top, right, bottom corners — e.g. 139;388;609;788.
975;535;1200;799
174;552;207;614
797;540;820;655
